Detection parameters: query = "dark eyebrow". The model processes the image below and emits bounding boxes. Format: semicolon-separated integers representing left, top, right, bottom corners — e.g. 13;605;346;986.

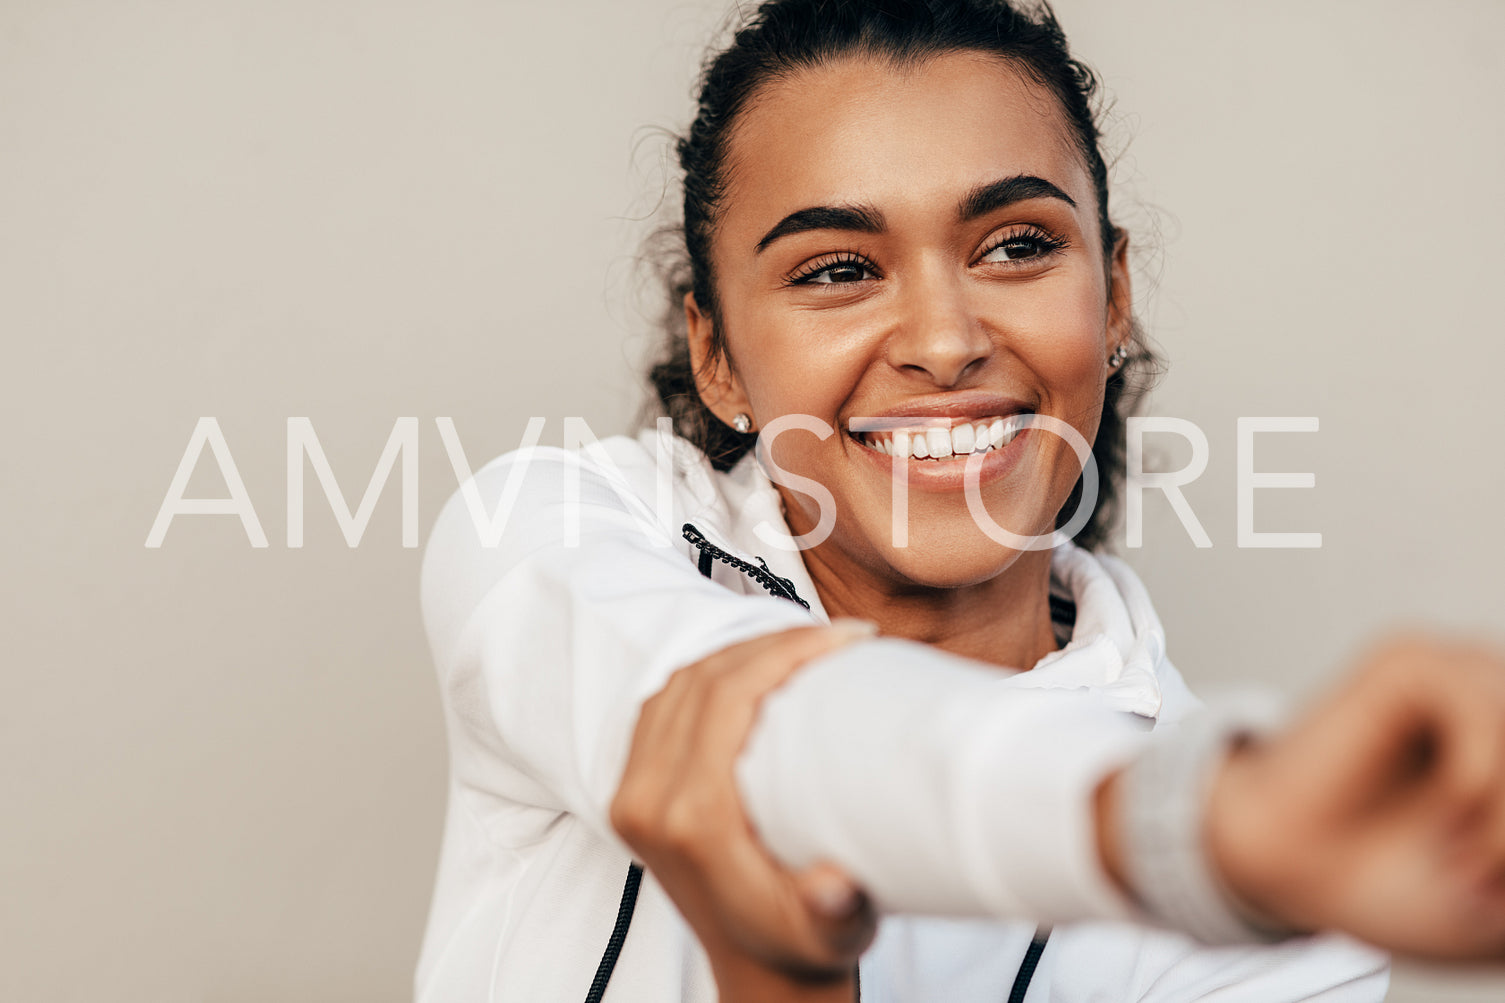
755;204;885;254
957;174;1076;221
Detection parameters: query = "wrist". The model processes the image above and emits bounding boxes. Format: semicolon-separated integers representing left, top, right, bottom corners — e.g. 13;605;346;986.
1204;736;1315;937
1114;710;1307;945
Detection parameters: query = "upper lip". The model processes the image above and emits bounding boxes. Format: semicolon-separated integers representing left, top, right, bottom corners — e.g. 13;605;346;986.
847;392;1035;430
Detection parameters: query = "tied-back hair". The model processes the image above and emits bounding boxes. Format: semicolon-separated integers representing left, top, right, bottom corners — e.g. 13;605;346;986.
644;0;1163;552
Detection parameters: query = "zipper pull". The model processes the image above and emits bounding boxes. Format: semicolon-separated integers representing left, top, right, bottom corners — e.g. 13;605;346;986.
755;556;805;606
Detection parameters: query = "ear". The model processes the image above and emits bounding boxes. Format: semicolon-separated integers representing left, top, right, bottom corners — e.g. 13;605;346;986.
684;291;754;429
1106;228;1134;358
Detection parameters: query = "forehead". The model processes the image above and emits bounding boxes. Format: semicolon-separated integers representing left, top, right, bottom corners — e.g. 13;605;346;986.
718;50;1091;236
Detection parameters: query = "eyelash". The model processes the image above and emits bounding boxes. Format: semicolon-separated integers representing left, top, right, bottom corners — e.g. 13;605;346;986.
784;225;1070;288
786;251;879;287
976;224;1070;265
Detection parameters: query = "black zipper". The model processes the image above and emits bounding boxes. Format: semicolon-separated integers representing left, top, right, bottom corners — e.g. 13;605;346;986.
681;523;811;609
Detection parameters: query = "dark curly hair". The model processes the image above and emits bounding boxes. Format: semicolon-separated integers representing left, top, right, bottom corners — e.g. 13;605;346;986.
644;0;1161;552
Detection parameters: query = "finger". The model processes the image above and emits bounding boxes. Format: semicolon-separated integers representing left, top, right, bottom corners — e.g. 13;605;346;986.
740;617;880;661
622;622;876;850
1292;642;1503;828
1416;655;1505;835
1436;703;1505;881
673;623;875;835
693;619;878;761
663;622;877;841
615;663;715;843
712;827;877;972
656;622;878;869
795;860;863;920
1389;646;1505;835
629;640;751;785
625;665;701;779
652;619;874;764
793;860;880;957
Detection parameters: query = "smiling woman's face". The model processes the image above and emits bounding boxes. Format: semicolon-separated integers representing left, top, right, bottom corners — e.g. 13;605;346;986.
688;50;1132;591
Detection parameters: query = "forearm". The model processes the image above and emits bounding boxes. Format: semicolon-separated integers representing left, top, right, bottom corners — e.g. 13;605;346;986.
735;635;1151;925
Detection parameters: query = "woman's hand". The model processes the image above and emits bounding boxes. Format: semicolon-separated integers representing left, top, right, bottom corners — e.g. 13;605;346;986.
610;621;881;1000
1138;633;1505;959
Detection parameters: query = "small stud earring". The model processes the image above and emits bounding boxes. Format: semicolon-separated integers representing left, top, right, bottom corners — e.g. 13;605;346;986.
1108;344;1130;369
732;413;753;434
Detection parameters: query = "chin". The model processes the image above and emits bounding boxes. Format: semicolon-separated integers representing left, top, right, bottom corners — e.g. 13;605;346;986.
870;527;1033;590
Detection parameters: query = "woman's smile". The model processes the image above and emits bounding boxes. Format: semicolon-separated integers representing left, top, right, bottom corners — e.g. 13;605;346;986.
849;417;1035;497
841;390;1038;495
851;414;1029;461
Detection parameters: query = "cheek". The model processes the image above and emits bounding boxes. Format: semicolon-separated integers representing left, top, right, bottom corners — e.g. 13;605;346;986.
985;277;1107;403
732;309;876;427
980;279;1109;499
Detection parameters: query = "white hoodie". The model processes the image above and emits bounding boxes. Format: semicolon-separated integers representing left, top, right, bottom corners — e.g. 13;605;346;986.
414;428;1388;1001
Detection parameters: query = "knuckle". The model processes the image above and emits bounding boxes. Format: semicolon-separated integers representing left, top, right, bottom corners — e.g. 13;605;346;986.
662;662;698;691
611;786;672;847
1354;632;1449;689
638;683;672;720
702;667;749;704
661;801;710;856
704;670;776;721
609;794;646;843
669;652;727;691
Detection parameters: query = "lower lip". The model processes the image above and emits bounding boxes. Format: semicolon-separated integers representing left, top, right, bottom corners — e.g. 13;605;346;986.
848;428;1032;492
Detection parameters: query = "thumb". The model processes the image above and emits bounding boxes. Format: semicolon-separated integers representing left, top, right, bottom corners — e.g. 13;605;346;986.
793;861;879;957
797;861;864;920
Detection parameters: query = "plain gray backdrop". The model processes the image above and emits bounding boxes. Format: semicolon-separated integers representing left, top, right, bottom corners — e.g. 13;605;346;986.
3;1;1502;999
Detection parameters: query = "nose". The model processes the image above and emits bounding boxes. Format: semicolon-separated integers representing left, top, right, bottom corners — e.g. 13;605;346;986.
885;269;993;387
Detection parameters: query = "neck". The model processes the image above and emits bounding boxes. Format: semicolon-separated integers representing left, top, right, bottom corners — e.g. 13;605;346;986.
803;543;1060;672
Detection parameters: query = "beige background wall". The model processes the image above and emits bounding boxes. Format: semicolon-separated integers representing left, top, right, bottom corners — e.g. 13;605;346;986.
2;1;1501;999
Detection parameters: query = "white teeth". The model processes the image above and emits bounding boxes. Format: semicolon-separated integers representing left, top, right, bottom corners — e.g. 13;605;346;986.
999;415;1023;446
857;414;1030;459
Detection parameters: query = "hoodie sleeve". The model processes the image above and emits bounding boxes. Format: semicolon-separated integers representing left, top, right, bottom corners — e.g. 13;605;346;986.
420;447;815;848
422;445;1152;922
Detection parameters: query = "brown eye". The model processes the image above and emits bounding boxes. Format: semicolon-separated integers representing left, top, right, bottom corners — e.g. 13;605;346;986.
983;238;1042;262
808;261;871;284
978;227;1068;267
786;251;885;288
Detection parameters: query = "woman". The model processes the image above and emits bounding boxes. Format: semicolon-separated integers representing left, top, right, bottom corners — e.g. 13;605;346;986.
415;1;1505;999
